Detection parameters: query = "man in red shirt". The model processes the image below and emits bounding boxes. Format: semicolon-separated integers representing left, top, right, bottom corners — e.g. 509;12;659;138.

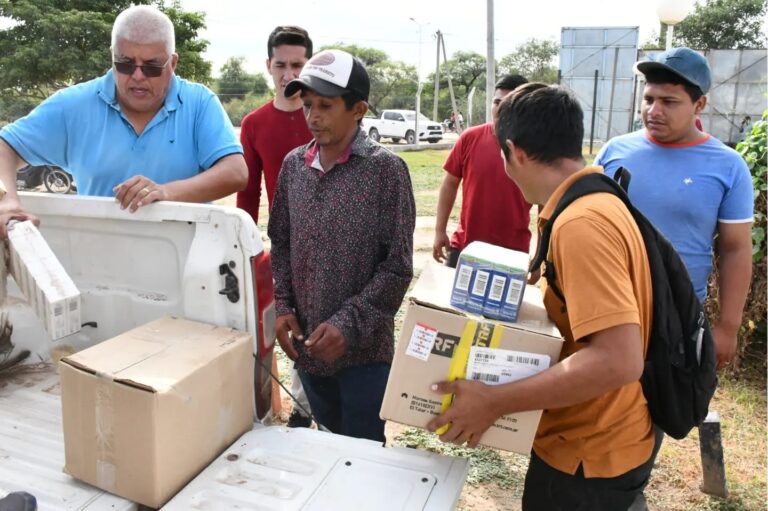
237;26;313;222
433;75;532;267
237;25;314;428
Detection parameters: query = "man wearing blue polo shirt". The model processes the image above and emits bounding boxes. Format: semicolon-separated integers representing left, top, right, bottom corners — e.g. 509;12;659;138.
596;48;753;370
0;5;247;236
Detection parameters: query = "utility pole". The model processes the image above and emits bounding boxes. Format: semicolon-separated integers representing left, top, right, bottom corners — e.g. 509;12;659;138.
410;17;429;146
433;30;441;122
468;87;476;126
440;33;462;134
486;0;495;123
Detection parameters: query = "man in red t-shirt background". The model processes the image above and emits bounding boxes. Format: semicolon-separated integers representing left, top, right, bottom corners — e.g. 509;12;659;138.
237;25;314;428
237;26;313;223
433;74;532;267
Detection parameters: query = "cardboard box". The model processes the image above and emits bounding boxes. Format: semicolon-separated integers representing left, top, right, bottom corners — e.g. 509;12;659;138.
8;220;81;339
382;262;563;454
59;316;255;508
449;241;529;322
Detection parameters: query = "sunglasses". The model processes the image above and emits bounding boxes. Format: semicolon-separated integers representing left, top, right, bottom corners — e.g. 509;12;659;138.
112;55;171;78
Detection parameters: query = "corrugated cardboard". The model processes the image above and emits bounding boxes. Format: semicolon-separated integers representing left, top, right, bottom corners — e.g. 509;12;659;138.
8;220;81;339
381;262;563;454
59;316;255;508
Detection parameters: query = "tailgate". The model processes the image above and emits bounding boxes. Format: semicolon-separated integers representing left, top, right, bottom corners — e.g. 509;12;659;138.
163;426;468;510
3;193;275;418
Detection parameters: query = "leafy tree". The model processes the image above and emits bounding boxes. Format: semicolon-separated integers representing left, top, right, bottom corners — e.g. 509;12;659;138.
217;57;251;102
319;43;417;116
367;60;417;116
645;0;767;49
675;0;767;49
321;43;388;68
0;96;38;125
498;38;559;84
0;0;211;108
440;51;487;98
163;2;211;84
421;51;485;124
215;57;269;102
252;73;269;95
223;92;273;127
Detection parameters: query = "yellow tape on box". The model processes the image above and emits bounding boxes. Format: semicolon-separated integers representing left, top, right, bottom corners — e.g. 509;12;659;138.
436;319;503;435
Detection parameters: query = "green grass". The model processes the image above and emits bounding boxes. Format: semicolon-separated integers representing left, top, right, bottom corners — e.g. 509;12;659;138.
398;147;594;219
393;427;529;491
399;150;462;219
399;150;450;193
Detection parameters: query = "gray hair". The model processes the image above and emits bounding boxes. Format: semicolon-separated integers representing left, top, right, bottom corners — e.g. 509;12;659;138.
111;5;175;55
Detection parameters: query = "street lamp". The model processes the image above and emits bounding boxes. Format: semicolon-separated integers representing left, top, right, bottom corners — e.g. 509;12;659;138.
657;0;693;50
409;17;429;145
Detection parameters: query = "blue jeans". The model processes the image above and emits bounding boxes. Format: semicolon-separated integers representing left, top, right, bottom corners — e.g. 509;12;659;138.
298;363;390;443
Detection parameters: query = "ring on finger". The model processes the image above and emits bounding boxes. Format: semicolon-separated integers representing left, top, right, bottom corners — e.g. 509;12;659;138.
142;187;151;195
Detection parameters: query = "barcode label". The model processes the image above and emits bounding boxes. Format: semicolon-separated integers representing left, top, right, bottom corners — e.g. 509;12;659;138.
471;270;490;297
470;372;500;383
507;354;539;366
476;352;496;362
505;279;524;305
455;264;473;291
466;347;551;386
488;275;507;302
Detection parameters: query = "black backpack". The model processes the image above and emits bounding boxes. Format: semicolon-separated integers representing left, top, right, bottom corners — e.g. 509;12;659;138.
531;168;717;440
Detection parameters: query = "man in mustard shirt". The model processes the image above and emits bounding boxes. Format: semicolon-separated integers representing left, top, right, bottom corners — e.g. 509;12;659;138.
428;83;660;510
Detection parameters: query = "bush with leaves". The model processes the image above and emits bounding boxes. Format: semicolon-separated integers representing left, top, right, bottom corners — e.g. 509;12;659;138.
222;92;273;127
738;112;767;262
711;111;767;368
735;111;767;361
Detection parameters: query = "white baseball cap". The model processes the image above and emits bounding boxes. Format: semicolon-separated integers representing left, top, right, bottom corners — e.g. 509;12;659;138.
284;49;370;101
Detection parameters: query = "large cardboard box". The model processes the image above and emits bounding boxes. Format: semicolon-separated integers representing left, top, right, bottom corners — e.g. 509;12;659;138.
381;262;563;454
59;316;255;508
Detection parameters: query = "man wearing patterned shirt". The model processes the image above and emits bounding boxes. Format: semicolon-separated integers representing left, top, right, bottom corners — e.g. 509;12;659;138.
268;49;415;442
237;25;315;428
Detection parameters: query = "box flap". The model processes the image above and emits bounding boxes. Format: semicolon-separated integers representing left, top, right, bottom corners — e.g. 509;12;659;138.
60;316;251;393
411;261;561;338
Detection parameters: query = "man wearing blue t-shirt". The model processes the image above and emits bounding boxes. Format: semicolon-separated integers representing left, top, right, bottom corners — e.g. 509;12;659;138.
0;5;247;237
596;48;753;370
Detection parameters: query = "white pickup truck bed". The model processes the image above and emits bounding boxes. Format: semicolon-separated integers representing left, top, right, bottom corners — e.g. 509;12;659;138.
0;364;134;510
0;193;468;510
1;364;467;510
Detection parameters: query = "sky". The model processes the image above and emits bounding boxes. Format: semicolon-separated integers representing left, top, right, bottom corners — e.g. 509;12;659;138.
178;0;673;78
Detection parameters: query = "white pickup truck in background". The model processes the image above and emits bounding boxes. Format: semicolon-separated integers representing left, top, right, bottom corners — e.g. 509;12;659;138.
0;192;468;510
363;110;444;144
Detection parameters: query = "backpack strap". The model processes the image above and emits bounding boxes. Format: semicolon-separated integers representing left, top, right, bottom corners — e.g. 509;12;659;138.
614;166;632;192
529;169;634;305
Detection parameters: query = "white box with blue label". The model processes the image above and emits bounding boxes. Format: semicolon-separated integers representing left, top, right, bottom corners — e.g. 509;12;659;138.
449;241;529;322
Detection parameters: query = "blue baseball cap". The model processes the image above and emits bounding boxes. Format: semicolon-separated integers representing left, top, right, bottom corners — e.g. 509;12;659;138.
634;47;712;94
